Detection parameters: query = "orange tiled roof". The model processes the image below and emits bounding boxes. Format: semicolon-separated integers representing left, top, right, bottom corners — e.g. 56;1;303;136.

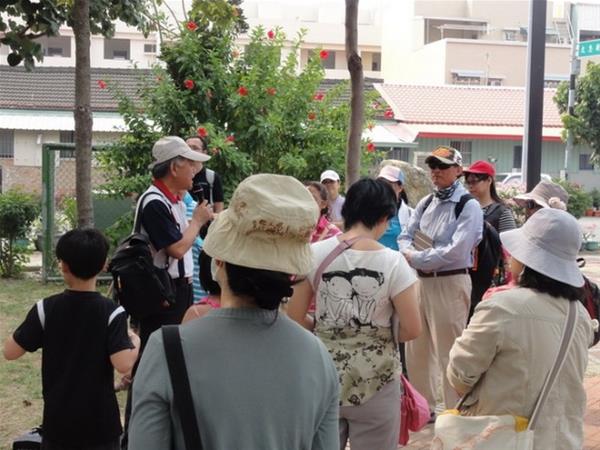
375;83;563;128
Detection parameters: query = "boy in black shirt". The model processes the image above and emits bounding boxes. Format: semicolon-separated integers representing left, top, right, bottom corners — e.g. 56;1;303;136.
3;229;139;450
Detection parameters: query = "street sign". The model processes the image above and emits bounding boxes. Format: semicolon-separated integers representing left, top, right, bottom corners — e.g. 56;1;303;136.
578;39;600;58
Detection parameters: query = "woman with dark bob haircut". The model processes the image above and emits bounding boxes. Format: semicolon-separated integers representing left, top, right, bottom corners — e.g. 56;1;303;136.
129;174;340;450
289;178;421;450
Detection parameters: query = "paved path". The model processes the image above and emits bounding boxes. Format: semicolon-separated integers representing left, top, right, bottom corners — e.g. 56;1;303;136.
400;253;600;449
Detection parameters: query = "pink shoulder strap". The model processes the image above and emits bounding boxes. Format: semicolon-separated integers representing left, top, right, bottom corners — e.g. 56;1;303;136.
312;236;365;291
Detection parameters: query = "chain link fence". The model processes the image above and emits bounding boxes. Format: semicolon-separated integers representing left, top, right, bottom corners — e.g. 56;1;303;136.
41;143;133;281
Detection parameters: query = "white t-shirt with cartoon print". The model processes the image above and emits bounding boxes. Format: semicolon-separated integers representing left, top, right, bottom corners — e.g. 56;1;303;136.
309;237;416;328
308;236;418;406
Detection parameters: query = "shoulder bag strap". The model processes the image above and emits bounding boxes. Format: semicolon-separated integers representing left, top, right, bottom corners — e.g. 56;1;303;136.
162;325;203;450
133;191;158;233
528;300;578;430
312;236;365;292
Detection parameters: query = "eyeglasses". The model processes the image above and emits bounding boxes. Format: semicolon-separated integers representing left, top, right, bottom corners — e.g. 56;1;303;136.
427;161;452;171
465;175;488;185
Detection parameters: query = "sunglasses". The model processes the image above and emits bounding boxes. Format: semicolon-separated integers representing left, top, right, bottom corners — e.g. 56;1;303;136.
427;161;452;170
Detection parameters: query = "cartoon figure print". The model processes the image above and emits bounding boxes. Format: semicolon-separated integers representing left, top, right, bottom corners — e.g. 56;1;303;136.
318;267;385;326
350;268;384;324
319;271;354;326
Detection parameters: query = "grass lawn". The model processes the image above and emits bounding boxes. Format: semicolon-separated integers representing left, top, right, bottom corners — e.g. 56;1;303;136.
0;276;123;450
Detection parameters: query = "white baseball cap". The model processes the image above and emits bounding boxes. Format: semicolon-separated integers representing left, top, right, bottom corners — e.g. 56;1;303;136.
320;169;340;183
149;136;210;168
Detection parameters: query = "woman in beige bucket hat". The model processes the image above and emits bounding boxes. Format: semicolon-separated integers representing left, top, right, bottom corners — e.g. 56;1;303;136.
129;174;340;450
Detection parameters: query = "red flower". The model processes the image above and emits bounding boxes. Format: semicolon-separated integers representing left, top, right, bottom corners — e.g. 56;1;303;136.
307;112;316;121
267;30;275;39
184;79;195;90
211;147;220;155
97;80;107;89
186;21;198;32
238;86;248;96
225;135;235;143
197;127;208;138
384;108;394;118
266;87;277;96
313;92;324;101
319;50;329;60
367;142;376;153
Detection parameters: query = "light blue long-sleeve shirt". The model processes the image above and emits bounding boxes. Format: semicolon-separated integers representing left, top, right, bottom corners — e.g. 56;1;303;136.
398;184;483;272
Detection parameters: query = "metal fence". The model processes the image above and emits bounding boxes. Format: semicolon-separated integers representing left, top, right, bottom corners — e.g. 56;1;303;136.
41;143;133;281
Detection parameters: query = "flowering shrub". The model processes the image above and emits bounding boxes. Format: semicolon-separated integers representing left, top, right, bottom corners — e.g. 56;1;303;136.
496;183;526;226
99;0;377;200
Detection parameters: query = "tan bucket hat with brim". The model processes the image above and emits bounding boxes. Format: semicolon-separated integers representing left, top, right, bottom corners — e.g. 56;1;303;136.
500;208;583;287
513;180;568;210
202;174;319;275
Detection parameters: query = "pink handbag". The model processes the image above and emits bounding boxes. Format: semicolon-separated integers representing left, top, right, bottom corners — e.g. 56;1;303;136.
399;374;430;445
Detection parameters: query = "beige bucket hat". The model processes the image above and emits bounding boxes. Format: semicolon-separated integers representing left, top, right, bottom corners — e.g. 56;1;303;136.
202;174;319;275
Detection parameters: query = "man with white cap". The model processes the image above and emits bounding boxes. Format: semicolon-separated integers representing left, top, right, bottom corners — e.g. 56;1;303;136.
399;145;483;413
320;169;345;226
121;136;213;448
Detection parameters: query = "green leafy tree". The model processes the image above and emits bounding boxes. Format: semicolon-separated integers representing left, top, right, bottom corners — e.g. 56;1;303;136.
0;190;40;278
555;61;600;164
99;0;378;202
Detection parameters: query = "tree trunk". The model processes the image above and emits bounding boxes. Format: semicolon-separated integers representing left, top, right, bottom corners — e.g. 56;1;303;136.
345;0;363;190
72;0;94;228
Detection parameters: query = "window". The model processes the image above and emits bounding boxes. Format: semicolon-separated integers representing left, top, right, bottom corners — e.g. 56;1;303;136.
319;50;336;69
451;73;481;85
371;52;381;71
386;147;410;162
580;154;595;171
144;43;157;54
513;145;522;169
104;38;130;60
0;130;14;158
487;78;503;86
450;141;472;165
59;131;75;159
40;36;71;57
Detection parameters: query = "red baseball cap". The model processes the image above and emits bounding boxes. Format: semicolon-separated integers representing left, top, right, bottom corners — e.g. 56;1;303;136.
463;160;495;177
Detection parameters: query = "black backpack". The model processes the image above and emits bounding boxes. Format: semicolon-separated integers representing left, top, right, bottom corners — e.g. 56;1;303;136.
422;194;503;293
108;192;177;319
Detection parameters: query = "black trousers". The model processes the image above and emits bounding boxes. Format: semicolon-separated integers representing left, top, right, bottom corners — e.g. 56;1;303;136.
42;439;120;450
120;282;192;449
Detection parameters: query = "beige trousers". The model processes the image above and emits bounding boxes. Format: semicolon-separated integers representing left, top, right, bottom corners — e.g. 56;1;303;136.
406;274;471;410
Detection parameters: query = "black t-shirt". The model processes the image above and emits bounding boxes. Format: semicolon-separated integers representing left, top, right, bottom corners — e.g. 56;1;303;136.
191;167;224;204
13;290;133;446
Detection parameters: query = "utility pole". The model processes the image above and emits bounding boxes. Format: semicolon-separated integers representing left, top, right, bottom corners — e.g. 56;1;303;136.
522;0;547;191
563;2;580;180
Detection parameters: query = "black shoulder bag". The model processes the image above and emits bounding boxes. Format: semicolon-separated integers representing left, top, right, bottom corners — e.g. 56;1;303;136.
162;325;203;450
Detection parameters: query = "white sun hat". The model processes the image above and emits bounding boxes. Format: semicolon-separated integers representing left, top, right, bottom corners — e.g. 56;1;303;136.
500;208;583;287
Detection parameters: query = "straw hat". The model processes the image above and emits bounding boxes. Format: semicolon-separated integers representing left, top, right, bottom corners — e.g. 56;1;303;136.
500;208;583;287
202;174;319;275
